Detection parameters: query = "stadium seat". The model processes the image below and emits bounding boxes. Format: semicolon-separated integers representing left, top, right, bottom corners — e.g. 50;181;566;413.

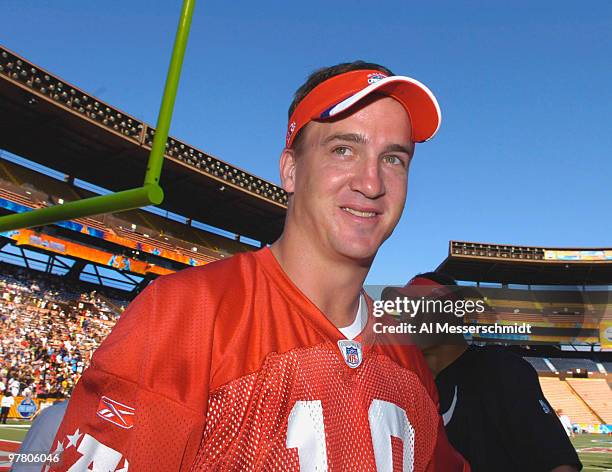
539;377;600;424
565;378;612;424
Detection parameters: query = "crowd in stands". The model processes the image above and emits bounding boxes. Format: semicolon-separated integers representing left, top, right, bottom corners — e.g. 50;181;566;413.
0;265;127;400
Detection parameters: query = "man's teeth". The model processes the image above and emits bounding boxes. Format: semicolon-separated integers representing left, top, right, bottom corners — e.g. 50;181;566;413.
342;207;376;218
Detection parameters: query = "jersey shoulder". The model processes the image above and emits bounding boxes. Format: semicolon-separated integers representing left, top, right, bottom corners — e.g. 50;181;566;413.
152;249;257;294
90;251;261;391
139;249;263;323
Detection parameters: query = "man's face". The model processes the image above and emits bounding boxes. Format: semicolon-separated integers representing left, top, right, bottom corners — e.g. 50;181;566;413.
281;95;414;263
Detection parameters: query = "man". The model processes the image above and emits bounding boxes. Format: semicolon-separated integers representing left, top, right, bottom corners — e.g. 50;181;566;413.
0;390;14;424
557;409;575;438
382;272;582;472
9;377;20;397
51;62;468;470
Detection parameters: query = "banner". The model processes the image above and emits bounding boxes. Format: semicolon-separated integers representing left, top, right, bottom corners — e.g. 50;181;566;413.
544;249;612;261
599;320;612;349
3;229;173;276
0;196;211;268
574;423;612;434
58;219;210;267
2;395;43;419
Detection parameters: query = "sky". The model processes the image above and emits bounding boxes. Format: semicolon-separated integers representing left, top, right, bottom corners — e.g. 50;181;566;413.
2;0;611;285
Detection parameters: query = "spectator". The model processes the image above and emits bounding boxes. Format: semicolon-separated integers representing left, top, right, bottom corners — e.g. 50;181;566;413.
1;390;14;423
0;268;126;400
557;409;575;438
9;378;20;397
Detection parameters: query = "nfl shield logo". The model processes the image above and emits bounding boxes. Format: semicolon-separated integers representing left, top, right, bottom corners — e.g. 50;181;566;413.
337;340;363;369
367;72;387;84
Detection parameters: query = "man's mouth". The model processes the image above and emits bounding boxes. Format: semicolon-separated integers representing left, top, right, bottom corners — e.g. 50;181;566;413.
341;207;378;218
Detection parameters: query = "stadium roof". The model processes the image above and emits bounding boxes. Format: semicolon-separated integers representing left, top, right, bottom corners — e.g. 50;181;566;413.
438;241;612;286
0;235;146;294
0;45;286;243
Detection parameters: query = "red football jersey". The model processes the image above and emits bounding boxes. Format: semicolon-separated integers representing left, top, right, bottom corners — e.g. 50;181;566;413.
50;248;469;471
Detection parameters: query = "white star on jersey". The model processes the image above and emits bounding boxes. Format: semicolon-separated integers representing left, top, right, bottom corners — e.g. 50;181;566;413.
52;440;65;455
67;429;82;448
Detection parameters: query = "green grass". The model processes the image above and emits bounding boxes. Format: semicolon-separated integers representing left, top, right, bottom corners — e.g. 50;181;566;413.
0;419;31;442
572;434;612;471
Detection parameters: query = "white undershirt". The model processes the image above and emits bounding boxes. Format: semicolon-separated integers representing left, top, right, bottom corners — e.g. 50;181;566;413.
338;294;367;340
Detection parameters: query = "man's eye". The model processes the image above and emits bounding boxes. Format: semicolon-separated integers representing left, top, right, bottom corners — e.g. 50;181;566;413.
333;146;353;156
383;155;403;166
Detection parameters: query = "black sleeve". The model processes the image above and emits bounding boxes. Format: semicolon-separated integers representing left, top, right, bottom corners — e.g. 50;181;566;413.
498;354;582;471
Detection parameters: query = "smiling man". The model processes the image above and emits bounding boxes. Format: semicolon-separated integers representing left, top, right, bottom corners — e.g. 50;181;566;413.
50;62;468;471
274;95;413;328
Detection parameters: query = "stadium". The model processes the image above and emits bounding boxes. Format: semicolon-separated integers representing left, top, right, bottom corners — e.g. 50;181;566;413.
1;15;611;472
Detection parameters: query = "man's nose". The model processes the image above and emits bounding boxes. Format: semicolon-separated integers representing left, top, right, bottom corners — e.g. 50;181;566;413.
350;156;385;199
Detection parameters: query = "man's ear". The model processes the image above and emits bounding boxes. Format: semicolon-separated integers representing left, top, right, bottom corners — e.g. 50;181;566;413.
279;147;297;194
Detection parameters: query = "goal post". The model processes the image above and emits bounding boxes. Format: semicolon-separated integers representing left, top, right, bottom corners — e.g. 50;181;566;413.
0;0;195;233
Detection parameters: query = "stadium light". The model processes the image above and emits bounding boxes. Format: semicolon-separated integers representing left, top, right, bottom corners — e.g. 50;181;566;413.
0;0;195;232
2;47;288;207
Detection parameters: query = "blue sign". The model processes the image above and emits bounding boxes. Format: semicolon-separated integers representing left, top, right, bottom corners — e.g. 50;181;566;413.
17;398;38;418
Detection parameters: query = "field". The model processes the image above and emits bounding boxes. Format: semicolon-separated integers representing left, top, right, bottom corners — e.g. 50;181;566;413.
1;419;611;470
573;434;612;471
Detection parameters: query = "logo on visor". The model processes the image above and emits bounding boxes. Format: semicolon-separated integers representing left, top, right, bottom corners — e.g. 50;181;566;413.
367;73;387;84
286;121;297;145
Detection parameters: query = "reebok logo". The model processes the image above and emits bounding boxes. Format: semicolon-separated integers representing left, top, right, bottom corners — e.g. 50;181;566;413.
96;396;135;429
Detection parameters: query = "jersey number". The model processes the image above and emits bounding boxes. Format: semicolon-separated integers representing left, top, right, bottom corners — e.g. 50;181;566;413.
286;399;414;471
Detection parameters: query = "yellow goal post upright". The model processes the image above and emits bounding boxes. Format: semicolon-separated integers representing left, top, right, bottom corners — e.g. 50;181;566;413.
0;0;196;232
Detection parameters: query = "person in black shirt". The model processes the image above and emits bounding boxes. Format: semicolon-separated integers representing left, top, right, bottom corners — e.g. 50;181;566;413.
382;272;582;472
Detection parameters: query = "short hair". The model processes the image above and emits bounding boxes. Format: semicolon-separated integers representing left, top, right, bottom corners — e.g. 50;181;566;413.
288;61;394;151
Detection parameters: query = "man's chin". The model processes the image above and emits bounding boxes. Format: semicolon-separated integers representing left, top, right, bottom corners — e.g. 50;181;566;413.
333;241;380;265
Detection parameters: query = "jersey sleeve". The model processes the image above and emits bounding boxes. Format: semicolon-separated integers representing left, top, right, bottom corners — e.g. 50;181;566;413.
428;416;471;472
404;346;471;472
499;356;582;471
49;274;212;471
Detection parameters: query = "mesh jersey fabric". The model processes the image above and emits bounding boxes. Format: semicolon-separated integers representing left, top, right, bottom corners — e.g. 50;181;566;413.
50;247;469;471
